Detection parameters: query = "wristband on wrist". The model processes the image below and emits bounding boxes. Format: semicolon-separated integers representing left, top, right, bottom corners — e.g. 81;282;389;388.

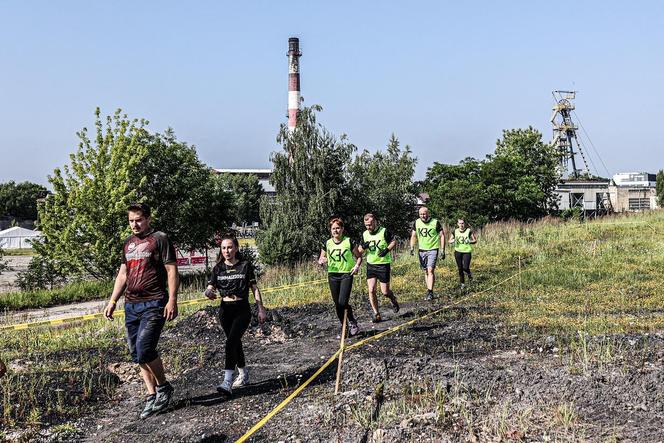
109;299;117;305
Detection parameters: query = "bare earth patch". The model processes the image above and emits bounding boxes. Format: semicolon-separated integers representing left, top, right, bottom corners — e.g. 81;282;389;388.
14;296;656;442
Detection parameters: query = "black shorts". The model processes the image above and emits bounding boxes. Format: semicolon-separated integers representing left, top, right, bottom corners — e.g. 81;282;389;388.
366;263;391;284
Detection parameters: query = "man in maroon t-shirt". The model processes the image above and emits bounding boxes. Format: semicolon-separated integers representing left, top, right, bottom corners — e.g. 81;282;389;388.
104;203;179;419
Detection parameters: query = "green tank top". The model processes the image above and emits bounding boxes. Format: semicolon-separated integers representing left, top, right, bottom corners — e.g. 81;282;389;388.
325;236;355;273
415;218;441;251
454;228;473;253
363;227;392;265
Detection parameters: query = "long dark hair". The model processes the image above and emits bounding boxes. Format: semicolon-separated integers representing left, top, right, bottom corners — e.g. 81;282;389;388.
217;232;242;263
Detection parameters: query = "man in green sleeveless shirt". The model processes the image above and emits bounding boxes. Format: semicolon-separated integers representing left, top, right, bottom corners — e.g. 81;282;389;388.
358;213;400;323
409;206;445;300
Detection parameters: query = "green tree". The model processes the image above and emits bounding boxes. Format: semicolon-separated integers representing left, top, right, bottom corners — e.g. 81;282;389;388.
218;173;264;226
423;127;560;226
488;127;561;219
35;108;232;279
656;170;664;207
424;158;488;226
350;134;418;239
257;105;356;265
0;181;48;221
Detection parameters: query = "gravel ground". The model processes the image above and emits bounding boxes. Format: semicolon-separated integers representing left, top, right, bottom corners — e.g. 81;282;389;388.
17;294;664;442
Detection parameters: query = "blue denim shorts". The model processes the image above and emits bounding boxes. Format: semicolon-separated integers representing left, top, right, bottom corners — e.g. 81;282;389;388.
124;298;167;364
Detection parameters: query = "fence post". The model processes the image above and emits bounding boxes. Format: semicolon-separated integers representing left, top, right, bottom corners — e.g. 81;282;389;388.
518;256;522;296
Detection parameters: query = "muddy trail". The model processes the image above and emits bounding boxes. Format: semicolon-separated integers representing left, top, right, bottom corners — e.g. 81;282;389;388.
32;295;664;442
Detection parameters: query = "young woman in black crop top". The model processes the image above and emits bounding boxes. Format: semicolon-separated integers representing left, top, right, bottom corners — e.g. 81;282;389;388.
204;233;267;396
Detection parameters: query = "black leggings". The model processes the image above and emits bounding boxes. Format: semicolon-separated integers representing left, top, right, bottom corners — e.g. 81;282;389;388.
454;251;472;283
328;273;356;325
219;301;251;370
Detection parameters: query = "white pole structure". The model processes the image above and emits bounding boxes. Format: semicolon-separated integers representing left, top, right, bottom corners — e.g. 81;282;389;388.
287;37;301;133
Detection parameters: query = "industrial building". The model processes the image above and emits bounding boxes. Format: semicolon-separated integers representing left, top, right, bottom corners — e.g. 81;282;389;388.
555;172;658;214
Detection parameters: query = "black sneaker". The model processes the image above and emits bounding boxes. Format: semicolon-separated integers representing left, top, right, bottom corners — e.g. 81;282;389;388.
425;290;434;301
140;394;156;419
152;382;174;414
387;293;400;313
372;313;382;323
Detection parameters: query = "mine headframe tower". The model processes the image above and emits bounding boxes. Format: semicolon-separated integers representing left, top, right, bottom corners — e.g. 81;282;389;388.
550;90;590;179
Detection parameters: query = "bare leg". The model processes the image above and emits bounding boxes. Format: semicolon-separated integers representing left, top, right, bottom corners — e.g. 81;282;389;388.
426;268;435;292
367;277;379;315
379;281;390;297
139;357;167;394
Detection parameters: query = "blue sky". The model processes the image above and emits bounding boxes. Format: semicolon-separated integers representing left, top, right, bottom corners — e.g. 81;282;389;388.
1;1;662;185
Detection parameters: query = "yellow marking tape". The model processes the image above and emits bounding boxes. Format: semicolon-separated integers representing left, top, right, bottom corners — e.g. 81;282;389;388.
235;271;520;442
236;349;341;443
0;279;329;332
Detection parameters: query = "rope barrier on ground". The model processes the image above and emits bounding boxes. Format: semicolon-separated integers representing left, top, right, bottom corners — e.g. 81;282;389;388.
0;279;329;332
235;270;521;442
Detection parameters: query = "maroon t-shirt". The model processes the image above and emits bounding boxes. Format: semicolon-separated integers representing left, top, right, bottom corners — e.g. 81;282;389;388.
121;230;176;303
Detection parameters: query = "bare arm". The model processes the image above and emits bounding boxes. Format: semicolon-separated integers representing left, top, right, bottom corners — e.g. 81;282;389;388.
104;264;127;320
318;248;327;265
251;283;267;323
351;245;363;275
470;231;478;244
163;263;179;321
409;230;417;251
440;229;446;251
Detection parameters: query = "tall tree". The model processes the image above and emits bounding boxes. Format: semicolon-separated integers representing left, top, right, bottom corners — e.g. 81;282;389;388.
656;170;664;208
35;108;232;279
350;134;418;239
0;181;48;221
257;105;356;265
423;127;561;226
424;158;488;226
218;173;264;226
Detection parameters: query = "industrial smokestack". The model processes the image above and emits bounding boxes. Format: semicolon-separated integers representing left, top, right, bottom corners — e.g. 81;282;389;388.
287;37;301;133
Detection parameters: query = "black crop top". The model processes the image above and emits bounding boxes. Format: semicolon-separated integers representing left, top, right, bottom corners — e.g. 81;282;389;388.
208;259;256;300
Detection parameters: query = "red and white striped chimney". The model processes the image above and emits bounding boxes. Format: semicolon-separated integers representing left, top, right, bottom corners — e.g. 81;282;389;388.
287;37;301;133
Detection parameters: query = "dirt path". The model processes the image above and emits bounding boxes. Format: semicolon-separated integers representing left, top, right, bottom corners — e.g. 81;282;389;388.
59;297;664;442
0;255;31;293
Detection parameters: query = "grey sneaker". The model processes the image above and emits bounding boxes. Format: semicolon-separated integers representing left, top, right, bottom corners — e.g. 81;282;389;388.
217;379;233;396
151;382;174;414
140;394;156;419
349;321;360;337
232;368;249;388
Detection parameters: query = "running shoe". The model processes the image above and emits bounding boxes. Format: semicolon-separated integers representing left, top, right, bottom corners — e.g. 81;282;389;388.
139;394;157;419
372;312;382;323
388;293;400;313
233;368;249;388
349;321;360;337
460;283;466;290
151;382;174;414
425;290;434;301
216;379;233;396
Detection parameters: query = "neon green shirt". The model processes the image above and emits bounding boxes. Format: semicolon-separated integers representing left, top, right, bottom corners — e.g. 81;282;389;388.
415;218;442;251
363;227;392;265
325;236;355;273
453;228;473;253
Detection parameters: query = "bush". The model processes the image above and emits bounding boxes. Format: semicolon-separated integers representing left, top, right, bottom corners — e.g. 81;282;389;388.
16;256;66;290
0;247;9;274
0;280;114;311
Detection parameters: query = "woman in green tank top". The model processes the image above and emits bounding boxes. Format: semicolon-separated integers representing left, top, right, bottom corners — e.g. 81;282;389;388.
318;217;362;337
449;219;477;289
